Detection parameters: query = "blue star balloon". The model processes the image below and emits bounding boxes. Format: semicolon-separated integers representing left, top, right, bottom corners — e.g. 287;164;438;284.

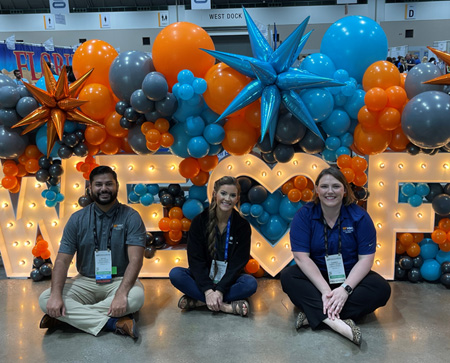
201;8;343;144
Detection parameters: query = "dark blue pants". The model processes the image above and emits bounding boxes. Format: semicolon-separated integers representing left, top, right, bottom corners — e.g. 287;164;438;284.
169;267;257;302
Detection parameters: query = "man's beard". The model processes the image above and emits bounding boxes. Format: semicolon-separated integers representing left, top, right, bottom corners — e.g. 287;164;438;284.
91;191;117;205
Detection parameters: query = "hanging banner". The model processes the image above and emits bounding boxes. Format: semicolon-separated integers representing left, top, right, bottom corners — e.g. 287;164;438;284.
0;43;74;82
50;0;70;15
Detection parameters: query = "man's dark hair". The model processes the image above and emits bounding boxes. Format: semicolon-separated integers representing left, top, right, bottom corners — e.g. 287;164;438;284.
89;166;118;184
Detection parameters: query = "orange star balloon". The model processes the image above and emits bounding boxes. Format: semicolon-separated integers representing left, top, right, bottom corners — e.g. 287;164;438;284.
12;62;104;156
423;46;450;85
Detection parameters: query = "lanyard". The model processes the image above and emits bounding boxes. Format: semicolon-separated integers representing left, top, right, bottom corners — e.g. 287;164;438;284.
92;205;120;252
216;217;231;261
323;216;341;257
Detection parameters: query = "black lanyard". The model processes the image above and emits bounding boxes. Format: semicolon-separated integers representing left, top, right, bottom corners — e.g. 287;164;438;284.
215;217;231;262
92;205;120;252
323;216;341;257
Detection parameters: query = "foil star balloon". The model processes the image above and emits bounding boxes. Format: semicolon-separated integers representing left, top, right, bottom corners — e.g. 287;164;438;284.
12;62;104;156
423;46;450;85
201;8;343;144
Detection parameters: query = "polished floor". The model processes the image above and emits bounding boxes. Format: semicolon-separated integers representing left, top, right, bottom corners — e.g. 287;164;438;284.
0;260;448;363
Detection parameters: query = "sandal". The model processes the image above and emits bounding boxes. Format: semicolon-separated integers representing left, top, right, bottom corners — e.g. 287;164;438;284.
343;319;362;346
177;295;198;310
231;300;250;317
295;311;309;330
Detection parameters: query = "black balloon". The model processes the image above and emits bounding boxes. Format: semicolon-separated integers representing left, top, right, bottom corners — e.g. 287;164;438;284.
444;183;450;195
174;195;186;207
440;273;450;287
420;147;437;155
49;164;64;177
167;184;182;196
158;187;169;198
30;268;43;282
353;187;370;201
75;130;85;142
144;246;156;259
406;143;420;155
395;263;407;280
48;176;61;186
407;267;422;283
261;151;276;164
78;194;93;208
124;107;139;122
153;234;166;249
275;112;306;145
33;257;45;269
115;101;129;115
399;256;413;270
63;133;79;147
120;117;133;129
237;177;253;194
441;261;450;274
425;183;444;202
35;169;50;183
38;156;52;169
74;143;89;157
146;231;154;246
39;263;53;277
248;185;268;204
256;133;274;153
273;143;295;163
432;193;450;216
57;145;73;159
412;255;424;268
298;129;325;154
160;193;174;207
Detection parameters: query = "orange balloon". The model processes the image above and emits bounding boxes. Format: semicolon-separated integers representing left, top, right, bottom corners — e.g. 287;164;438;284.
253;267;265;278
86;142;100;156
16;164;27;177
245;259;260;274
99;136;121;155
282;180;295;195
25;159;39;174
389;125;410;152
203;62;252;116
152;22;215;89
439;218;450;232
377;107;401;131
365;87;388;112
25;145;42;159
72;39;118;89
386;86;407;110
357;106;379;131
396;241;406;255
301;188;314;202
104;111;128;138
3;162;19;176
169;218;182;231
336;154;352;169
294;175;308;190
362;61;401;91
413;233;424;244
145;129;161;143
399;233;414;247
353;172;368;187
146;140;161;152
85;126;107;146
79;83;115;119
244;100;261;129
353;124;392;155
141;121;154;134
431;229;447;245
32;246;40;257
41;250;51;259
406;243;420;258
169;207;184;220
440;241;450;252
9;181;21;194
181;218;192;232
18;154;29;165
121;136;134;154
222;114;259;156
154;118;170;133
288;188;302;203
158;217;171;232
2;176;18;189
341;168;355;183
160;132;174;148
351;157;368;172
168;229;183;243
191;170;210;186
198;155;219;172
179;158;200;179
36;240;49;251
400;73;407;88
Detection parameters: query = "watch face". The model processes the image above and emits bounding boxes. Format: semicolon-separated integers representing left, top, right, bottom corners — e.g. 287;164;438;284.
345;285;352;294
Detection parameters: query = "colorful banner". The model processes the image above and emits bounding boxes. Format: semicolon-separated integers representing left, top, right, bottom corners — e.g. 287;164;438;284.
0;42;74;82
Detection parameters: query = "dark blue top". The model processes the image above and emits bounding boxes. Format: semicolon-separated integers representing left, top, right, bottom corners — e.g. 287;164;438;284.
290;202;376;275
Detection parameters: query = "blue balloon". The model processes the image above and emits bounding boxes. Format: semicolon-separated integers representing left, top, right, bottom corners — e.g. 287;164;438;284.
341;80;357;97
189;185;207;202
344;89;366;119
41;190;49;198
408;194;423;208
334;69;350;82
420;259;441;281
279;196;301;222
64;121;78;133
320;16;388;83
178;84;194;101
207;143;223;156
172;98;204;123
321;148;336;163
134;183;147;196
333;93;347;106
182;199;204;220
147;184;160;195
128;191;140;203
172;83;181;98
36;125;59;157
419;237;433;247
299;53;336;78
140;193;154;206
415;182;430;197
46;190;57;201
240;202;252;216
262;190;283;215
56;193;65;202
177;69;195;84
35;75;59;91
339;132;354;147
401;183;416;197
49;185;60;193
250;204;264;218
187;136;210;158
45;199;57;207
325;136;341;151
436;250;450;264
185;116;205;136
261;215;288;243
321;108;351;136
300;88;334;122
335;146;351;157
420;242;439;260
203;124;225;145
201;107;221;124
257;211;270;225
192;78;207;94
169;122;191;158
398;191;408;203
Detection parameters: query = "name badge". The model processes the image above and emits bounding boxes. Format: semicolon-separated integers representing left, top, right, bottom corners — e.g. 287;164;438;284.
95;250;113;284
209;260;228;284
325;254;346;284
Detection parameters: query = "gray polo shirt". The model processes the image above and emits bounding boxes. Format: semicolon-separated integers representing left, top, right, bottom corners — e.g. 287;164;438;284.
59;201;146;278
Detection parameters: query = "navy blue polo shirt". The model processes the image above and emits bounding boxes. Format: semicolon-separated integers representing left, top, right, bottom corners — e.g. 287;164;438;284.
290;202;376;275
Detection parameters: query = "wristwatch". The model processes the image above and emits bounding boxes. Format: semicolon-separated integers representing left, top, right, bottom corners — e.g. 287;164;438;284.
341;283;353;295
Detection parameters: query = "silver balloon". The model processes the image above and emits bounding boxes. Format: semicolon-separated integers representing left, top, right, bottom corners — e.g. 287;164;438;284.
401;91;450;149
0;86;20;108
16;96;39;118
0;108;20;127
0;124;29;158
142;72;168;101
0;74;16;89
130;89;155;114
404;63;444;99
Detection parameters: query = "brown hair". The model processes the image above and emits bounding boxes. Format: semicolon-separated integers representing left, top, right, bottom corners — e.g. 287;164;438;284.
206;176;241;259
313;167;356;206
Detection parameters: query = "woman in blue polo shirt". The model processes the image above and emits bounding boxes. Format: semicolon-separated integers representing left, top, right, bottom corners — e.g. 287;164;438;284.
281;167;390;345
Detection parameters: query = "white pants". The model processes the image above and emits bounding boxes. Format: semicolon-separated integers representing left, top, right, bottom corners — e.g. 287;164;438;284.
39;275;145;336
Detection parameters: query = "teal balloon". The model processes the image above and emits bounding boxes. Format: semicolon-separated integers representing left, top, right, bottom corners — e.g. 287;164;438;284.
408;194;423;207
279;196;301;222
185;116;205;136
169;122;191;158
257;211;270;225
262;190;283;214
320;16;388;83
182;199;204;220
299;53;336;78
325;136;341;151
436;250;450;264
147;184;160;195
203;124;225;145
189;185;207;201
240;202;251;216
300;88;334;122
134;183;147;196
321;108;350;136
36;125;59;157
344;89;366;119
420;242;439;260
128;191;140;203
415;183;430;197
420;259;441;281
187;136;210;158
250;204;264;218
140;193;154;206
401;183;416;197
261;215;288;243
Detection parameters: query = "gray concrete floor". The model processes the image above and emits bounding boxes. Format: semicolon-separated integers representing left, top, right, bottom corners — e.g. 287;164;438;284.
0;262;448;363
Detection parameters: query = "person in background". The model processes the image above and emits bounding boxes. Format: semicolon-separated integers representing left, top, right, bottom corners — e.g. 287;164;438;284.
280;167;391;346
38;166;146;339
169;176;257;317
12;69;29;85
66;65;76;83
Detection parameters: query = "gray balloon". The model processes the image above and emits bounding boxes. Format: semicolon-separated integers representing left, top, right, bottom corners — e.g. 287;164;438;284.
0;86;20;108
275;112;306;145
0;124;28;158
127;124;154;155
401;91;450;148
145;110;161;122
273;143;295;163
142;72;168;101
298;129;325;154
0;74;16;89
130;89;155;114
432;193;450;216
30;268;43;282
0;108;21;128
115;101;129;115
39;263;53;277
17;85;32;98
155;93;178;117
109;51;155;102
16;96;39;118
404;63;444;99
